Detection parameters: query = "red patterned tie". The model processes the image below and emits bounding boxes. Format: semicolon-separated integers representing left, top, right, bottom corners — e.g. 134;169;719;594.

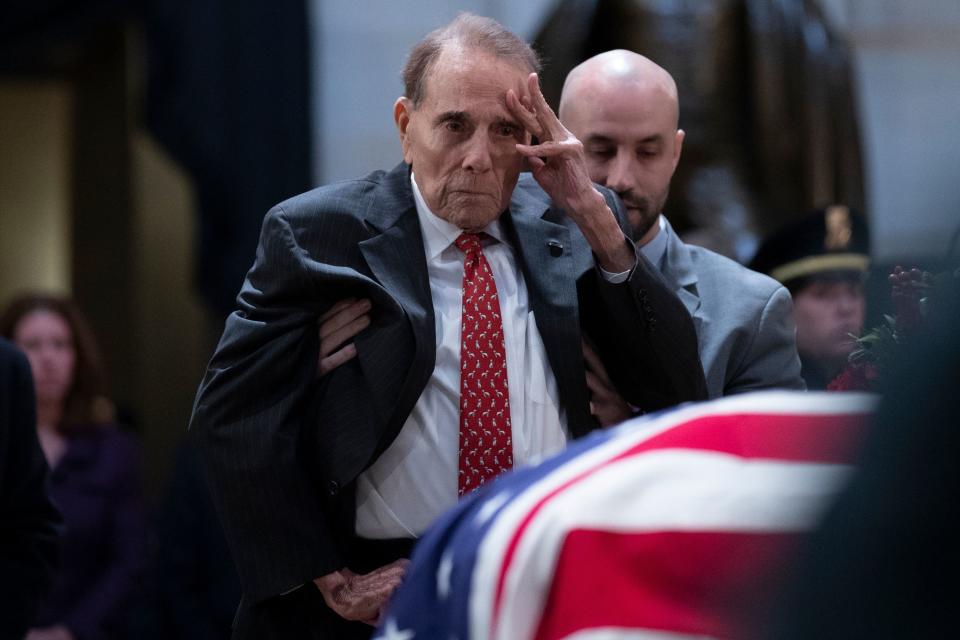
456;232;513;497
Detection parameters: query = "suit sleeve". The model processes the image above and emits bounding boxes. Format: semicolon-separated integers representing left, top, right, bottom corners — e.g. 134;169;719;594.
190;206;340;604
726;285;806;394
580;191;708;411
0;340;61;637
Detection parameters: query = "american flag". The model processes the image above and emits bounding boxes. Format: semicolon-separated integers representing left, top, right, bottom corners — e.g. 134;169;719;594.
374;391;876;640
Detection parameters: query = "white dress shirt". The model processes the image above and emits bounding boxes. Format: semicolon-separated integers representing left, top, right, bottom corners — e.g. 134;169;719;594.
355;174;568;538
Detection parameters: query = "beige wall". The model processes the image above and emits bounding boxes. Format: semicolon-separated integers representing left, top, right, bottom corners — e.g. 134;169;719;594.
0;82;73;304
130;130;215;493
0;77;215;496
820;0;960;260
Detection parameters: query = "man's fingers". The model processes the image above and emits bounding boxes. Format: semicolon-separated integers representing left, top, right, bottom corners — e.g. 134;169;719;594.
361;561;408;585
515;141;572;158
582;339;614;386
349;560;408;592
319;299;371;340
526;72;563;139
317;306;368;378
332;575;402;622
321;560;410;624
382;558;411;571
527;156;546;172
506;88;543;139
320;314;370;358
585;370;607;396
319;298;370;339
319;297;357;323
581;338;600;370
318;344;357;378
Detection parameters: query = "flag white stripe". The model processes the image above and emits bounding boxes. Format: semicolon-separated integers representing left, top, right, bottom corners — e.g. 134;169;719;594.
520;452;851;533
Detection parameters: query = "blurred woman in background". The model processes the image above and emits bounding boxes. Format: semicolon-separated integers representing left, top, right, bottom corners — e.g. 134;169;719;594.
1;293;146;640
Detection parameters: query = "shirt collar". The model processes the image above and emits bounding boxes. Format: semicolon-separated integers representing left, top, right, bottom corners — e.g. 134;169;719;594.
411;172;508;261
639;215;667;270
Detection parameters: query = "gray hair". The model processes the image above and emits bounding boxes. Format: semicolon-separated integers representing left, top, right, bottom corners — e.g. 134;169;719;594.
402;13;542;106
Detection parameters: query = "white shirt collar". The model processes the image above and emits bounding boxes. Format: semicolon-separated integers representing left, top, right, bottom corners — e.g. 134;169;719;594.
411;172;508;261
639;215;667;270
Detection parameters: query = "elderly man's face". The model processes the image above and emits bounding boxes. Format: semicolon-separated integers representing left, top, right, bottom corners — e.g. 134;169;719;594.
562;80;683;245
395;47;530;232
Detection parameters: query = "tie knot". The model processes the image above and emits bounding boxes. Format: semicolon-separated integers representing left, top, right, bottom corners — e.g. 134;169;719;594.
455;233;483;254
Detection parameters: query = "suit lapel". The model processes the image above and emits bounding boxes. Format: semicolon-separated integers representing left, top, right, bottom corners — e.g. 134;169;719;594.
505;201;577;319
661;217;702;319
357;165;436;431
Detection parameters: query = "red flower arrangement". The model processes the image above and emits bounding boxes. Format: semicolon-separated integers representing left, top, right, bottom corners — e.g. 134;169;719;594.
828;266;933;392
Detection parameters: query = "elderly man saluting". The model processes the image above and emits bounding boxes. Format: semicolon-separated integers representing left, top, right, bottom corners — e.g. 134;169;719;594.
191;14;706;640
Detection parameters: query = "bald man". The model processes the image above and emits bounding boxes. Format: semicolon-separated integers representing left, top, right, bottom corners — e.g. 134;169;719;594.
559;50;803;400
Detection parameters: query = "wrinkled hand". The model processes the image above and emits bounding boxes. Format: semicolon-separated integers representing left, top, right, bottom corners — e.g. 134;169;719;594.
506;73;634;273
583;339;633;427
317;298;371;378
313;559;409;626
506;73;601;217
26;626;75;640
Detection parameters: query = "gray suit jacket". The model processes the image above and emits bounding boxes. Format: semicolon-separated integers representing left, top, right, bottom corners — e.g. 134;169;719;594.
190;165;706;632
659;218;804;398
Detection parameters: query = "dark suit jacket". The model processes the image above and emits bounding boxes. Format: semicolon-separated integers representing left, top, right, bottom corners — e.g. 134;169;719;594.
155;441;241;640
0;337;61;638
191;163;705;636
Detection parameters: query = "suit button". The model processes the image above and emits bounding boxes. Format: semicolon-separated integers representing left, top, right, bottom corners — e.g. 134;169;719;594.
327;480;340;497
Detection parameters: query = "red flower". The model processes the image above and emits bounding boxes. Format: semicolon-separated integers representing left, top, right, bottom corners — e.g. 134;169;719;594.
828;362;880;392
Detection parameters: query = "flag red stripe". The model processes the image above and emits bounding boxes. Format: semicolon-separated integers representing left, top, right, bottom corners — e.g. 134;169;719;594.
534;529;803;640
618;412;868;465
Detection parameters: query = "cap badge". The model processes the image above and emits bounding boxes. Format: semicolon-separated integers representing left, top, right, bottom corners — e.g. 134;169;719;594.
825;205;852;250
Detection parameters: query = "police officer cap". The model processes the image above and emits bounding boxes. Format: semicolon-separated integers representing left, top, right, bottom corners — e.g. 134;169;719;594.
749;205;870;286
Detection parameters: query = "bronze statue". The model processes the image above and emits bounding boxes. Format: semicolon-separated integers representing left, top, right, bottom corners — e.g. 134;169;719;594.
535;0;865;261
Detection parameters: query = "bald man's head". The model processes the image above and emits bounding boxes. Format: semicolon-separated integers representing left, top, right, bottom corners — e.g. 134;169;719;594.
559;50;684;245
560;50;679;126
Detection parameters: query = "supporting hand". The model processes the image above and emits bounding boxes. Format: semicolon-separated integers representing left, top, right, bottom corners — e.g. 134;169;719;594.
317;298;371;378
583;339;633;427
313;559;410;626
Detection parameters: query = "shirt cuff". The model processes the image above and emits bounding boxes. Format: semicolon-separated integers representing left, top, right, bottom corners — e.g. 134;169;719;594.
598;264;632;284
597;235;639;283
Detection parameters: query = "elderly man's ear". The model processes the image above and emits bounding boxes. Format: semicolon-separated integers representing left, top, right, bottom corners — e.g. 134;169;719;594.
394;97;414;163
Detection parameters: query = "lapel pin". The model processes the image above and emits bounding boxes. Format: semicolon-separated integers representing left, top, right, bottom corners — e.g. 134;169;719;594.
547;240;563;257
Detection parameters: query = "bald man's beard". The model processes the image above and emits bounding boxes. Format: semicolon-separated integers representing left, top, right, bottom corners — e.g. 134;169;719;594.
619;186;670;243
